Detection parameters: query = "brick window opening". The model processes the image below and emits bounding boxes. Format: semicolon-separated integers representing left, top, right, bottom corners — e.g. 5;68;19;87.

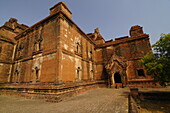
0;47;2;53
35;67;40;81
137;69;145;76
75;42;82;55
76;67;81;80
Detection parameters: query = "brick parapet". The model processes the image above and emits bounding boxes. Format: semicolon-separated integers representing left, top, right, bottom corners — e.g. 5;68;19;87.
14;11;95;46
96;34;149;48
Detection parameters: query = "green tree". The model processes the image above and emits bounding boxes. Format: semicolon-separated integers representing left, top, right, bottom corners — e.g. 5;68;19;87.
141;33;170;86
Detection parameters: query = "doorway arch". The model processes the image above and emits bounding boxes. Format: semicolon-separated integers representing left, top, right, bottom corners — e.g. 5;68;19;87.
114;72;122;83
113;72;123;88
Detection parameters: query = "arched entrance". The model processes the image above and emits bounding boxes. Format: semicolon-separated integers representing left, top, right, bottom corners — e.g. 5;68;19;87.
105;54;127;88
114;72;123;88
114;72;122;83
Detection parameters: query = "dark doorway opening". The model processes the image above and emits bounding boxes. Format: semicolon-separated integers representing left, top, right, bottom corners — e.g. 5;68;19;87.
114;72;122;83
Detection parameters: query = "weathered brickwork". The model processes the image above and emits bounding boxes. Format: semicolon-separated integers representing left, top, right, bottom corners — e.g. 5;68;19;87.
0;2;156;100
0;18;28;83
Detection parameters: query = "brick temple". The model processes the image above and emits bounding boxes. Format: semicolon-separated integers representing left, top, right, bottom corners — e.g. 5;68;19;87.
0;2;155;99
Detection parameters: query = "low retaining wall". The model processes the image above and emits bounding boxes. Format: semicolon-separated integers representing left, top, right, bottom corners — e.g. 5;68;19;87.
0;80;106;102
129;95;140;113
126;81;161;88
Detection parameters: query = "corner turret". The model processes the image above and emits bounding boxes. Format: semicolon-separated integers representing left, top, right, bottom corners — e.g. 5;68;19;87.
0;18;28;40
87;28;105;45
130;25;144;37
49;2;72;19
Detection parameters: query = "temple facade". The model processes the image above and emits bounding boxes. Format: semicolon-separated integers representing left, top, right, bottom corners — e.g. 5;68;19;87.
0;2;155;97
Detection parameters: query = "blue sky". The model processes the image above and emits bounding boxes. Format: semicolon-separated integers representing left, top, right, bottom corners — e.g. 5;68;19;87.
0;0;170;45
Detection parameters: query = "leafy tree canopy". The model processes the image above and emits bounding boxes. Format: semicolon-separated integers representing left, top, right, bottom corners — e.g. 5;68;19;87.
141;33;170;86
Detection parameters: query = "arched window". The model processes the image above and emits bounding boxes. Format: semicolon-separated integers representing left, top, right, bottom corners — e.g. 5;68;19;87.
76;67;81;80
35;67;40;81
75;41;82;56
0;46;2;53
